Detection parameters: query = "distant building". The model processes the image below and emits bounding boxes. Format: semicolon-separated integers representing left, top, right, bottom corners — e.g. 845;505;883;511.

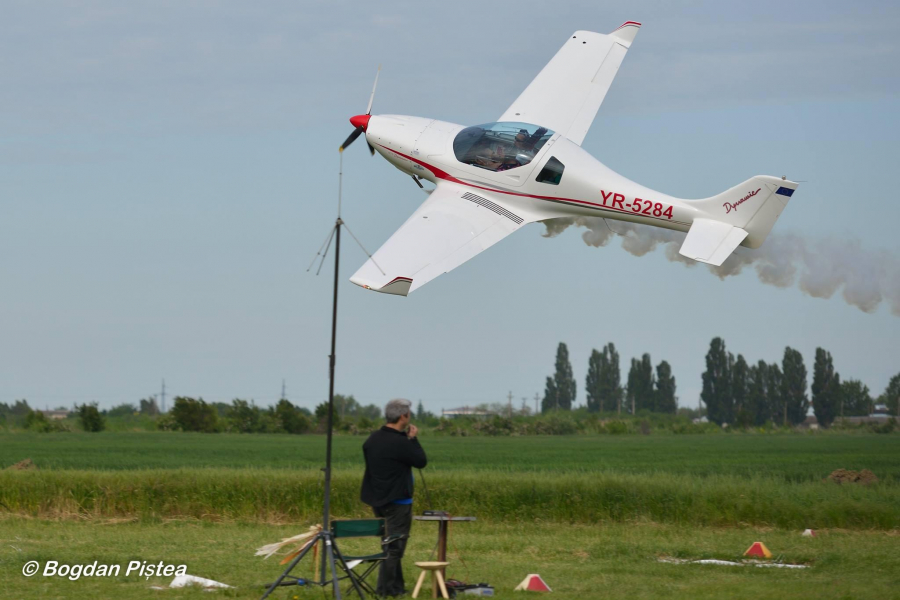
441;406;494;418
839;411;892;425
38;410;70;421
826;405;892;426
872;403;891;417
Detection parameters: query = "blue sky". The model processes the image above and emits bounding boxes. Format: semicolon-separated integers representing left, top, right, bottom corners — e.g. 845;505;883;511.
2;1;898;413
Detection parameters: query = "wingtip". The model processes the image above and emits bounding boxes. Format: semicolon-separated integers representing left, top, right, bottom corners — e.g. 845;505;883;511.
349;275;412;297
610;21;641;46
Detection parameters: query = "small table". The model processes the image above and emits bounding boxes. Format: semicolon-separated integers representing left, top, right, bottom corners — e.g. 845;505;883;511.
413;515;476;581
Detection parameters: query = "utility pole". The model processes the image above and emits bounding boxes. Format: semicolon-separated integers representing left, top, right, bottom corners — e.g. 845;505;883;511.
507;390;513;418
534;392;539;415
281;379;287;401
161;379;166;413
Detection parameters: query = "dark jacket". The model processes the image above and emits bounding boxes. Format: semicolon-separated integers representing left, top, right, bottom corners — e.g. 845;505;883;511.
360;426;428;508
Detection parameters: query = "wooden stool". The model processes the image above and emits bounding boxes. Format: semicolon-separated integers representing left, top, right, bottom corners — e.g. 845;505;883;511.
412;561;450;599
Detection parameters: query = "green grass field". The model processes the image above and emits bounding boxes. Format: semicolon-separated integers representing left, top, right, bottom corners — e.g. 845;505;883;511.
1;518;896;599
1;432;898;598
3;468;899;529
3;431;898;480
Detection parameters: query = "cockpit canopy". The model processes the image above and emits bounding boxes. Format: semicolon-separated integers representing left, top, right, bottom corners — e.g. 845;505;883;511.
453;122;553;172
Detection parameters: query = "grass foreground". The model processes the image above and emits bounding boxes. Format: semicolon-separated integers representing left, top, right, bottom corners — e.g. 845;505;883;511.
1;516;897;599
2;432;898;598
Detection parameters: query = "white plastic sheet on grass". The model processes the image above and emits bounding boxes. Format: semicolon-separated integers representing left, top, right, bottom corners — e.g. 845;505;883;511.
658;557;808;569
169;574;234;588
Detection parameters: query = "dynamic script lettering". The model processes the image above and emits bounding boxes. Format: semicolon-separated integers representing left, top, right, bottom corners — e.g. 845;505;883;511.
723;188;761;214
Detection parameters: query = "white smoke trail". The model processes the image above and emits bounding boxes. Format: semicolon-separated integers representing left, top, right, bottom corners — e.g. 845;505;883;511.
542;217;900;316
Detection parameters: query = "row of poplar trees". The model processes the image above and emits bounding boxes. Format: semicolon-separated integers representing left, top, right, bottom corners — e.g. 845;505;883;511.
700;338;806;427
701;337;899;428
808;348;899;427
542;342;677;414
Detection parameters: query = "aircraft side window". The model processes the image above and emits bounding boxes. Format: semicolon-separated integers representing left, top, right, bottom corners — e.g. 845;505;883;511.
535;157;565;185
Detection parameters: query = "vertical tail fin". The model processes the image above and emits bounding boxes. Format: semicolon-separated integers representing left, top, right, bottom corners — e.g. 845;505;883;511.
742;179;797;249
687;176;798;248
678;176;798;265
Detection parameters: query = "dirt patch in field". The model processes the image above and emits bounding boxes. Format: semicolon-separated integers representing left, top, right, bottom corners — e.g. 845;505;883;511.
6;459;36;471
98;517;140;525
826;469;878;485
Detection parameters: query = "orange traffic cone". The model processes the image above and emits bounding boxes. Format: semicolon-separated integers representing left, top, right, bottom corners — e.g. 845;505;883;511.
743;542;773;558
514;574;552;592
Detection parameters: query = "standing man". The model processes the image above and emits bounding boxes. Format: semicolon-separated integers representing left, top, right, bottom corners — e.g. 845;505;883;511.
360;399;427;598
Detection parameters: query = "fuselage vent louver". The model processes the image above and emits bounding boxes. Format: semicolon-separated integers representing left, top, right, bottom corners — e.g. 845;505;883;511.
461;192;524;224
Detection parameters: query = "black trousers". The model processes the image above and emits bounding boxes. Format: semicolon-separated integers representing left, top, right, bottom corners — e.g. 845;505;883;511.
372;502;412;597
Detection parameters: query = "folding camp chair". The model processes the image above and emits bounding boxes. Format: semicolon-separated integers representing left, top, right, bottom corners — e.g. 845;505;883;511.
331;518;407;598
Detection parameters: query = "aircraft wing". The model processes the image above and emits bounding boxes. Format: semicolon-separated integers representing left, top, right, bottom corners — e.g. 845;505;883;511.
349;181;533;296
498;22;640;146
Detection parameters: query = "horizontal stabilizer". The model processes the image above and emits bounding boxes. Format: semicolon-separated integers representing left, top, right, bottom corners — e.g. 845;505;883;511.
679;218;748;266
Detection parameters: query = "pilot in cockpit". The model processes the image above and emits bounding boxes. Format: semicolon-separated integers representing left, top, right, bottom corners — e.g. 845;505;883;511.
514;130;531;150
473;140;505;170
494;127;548;171
515;127;548;153
465;125;550;172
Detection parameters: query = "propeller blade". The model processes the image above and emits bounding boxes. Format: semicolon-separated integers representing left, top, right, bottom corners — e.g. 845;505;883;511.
368;142;375;156
366;65;381;115
339;126;363;153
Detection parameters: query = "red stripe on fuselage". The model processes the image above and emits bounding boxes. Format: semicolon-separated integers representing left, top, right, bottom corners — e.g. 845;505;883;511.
377;145;683;225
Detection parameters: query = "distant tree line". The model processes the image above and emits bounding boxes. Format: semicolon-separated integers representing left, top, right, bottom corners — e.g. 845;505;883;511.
810;348;896;427
0;400;34;426
536;339;898;428
151;394;384;434
700;338;898;428
542;342;678;415
0;394;386;435
2;348;897;434
155;396;312;434
0;399;105;432
104;398;160;418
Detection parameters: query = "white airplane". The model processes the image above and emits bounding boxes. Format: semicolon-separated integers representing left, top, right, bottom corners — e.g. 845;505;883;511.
340;21;798;296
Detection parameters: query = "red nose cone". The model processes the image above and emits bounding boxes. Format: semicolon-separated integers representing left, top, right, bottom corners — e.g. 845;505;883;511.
349;114;371;130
